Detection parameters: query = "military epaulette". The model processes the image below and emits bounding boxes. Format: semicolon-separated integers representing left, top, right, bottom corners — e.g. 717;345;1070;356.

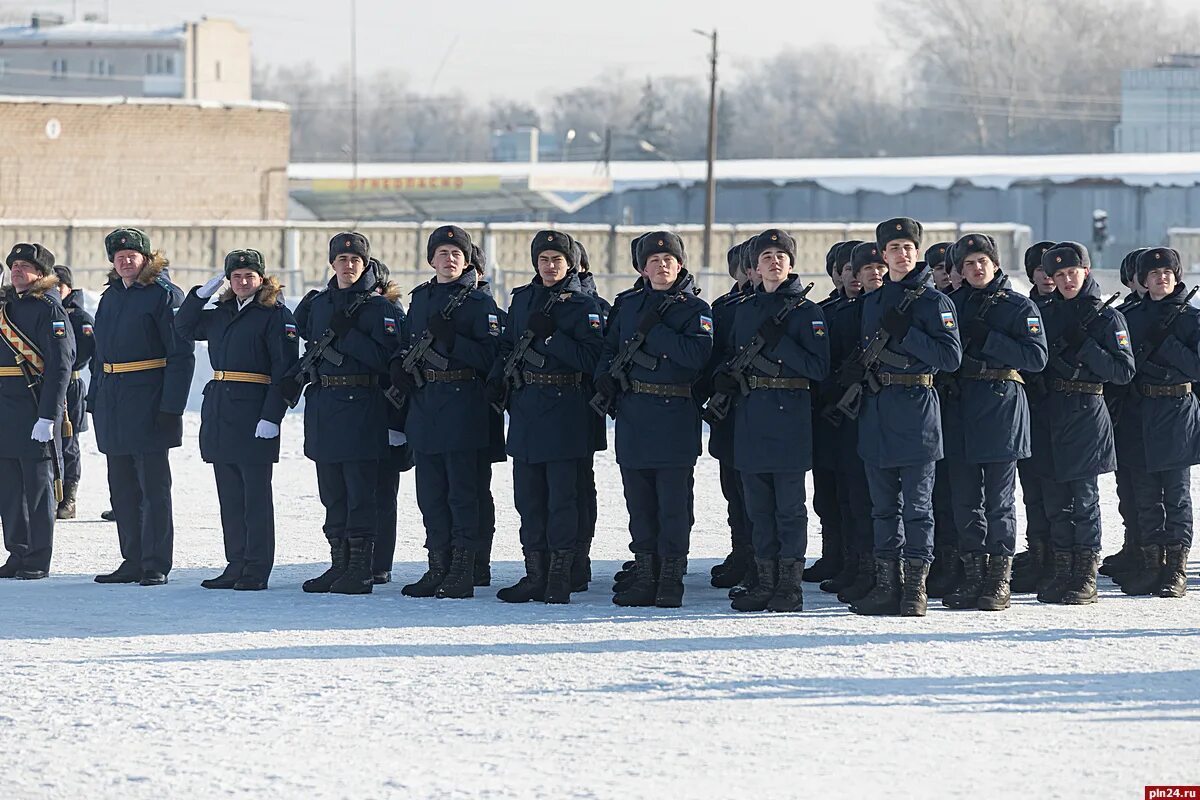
154;276;174;292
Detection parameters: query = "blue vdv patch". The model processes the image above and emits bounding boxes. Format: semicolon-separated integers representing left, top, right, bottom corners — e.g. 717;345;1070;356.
940;311;956;330
51;320;67;338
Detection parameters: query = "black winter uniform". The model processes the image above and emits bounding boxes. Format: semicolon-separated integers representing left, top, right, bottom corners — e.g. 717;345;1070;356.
60;289;94;485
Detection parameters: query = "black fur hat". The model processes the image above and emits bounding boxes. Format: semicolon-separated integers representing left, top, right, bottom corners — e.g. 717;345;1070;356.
426;225;471;264
1023;241;1056;281
1042;241;1091;275
6;242;55;275
876;217;923;251
1136;247;1183;285
636;231;686;270
329;231;370;264
954;232;1000;268
531;230;577;271
750;229;797;268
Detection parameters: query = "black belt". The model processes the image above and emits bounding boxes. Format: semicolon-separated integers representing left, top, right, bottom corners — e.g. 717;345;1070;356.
1139;382;1192;398
877;372;933;388
319;374;374;388
1051;378;1103;395
630;380;693;398
522;371;582;387
423;368;476;383
960;368;1024;384
747;375;810;391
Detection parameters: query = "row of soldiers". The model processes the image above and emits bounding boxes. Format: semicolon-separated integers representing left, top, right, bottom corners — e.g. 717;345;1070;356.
0;220;1193;616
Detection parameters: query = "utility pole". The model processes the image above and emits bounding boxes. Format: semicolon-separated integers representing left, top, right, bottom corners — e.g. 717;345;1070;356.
350;0;359;221
696;29;718;270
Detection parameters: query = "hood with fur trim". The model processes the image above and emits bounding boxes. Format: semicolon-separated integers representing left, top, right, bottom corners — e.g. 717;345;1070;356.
217;274;284;307
107;252;169;286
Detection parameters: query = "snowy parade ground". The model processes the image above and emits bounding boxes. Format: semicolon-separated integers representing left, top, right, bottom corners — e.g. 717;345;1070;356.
1;414;1196;798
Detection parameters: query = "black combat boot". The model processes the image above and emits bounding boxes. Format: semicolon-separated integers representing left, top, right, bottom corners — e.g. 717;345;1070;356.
474;543;492;587
544;549;575;604
0;556;20;579
1118;544;1166;597
401;548;451;598
711;545;752;589
94;561;141;584
925;545;963;599
329;538;374;595
100;509;116;522
498;551;548;603
769;558;805;613
900;558;930;617
731;558;777;612
820;541;858;594
201;565;241;590
302;538;350;593
1061;548;1100;605
1158;544;1190;598
436;549;477;599
1036;549;1075;604
56;481;78;520
570;536;593;593
838;552;876;604
727;553;761;599
1010;538;1048;594
942;553;988;609
802;530;842;583
139;571;167;586
16;569;47;580
612;560;637;585
850;558;902;616
614;555;657;594
613;553;658;607
977;555;1012;611
654;556;687;608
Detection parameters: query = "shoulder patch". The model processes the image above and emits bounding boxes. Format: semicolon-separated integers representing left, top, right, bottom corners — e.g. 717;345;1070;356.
588;313;601;329
1115;329;1130;349
487;313;500;336
699;315;713;334
940;311;956;330
82;322;94;336
1026;316;1041;335
383;316;397;335
284;322;298;340
51;319;67;338
811;319;826;337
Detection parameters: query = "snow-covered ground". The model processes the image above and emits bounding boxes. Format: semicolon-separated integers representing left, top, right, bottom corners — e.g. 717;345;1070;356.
1;414;1196;799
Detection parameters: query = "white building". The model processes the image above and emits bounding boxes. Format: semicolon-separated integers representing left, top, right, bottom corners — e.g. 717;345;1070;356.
0;14;251;102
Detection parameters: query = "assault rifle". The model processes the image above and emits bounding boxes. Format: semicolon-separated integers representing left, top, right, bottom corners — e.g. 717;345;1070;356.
286;275;384;408
589;290;686;418
490;289;572;415
385;283;474;411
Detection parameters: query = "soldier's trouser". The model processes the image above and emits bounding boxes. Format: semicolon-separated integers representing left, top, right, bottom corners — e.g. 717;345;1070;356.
315;460;378;542
1042;476;1101;552
108;450;174;575
933;457;957;550
415;450;479;551
1115;468;1141;547
373;458;402;573
837;458;874;552
948;460;1018;556
1131;467;1193;547
477;451;495;554
213;462;275;581
1017;458;1050;544
719;460;752;549
620;466;693;559
62;432;81;484
741;470;808;560
864;461;936;562
0;457;55;572
515;458;582;552
812;466;841;543
577;458;598;543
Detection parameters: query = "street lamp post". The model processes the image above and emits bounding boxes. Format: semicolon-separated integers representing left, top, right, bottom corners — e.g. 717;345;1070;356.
694;28;718;270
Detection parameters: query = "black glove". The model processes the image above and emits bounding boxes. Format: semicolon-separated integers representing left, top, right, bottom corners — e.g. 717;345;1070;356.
427;315;455;349
759;319;785;347
964;319;990;344
485;378;507;405
330;311;355;337
279;376;303;406
837;361;868;388
156;411;182;436
527;312;556;339
959;354;985;378
595;373;619;399
636;309;662;335
712;371;740;395
1063;324;1088;349
880;307;913;340
390;361;416;395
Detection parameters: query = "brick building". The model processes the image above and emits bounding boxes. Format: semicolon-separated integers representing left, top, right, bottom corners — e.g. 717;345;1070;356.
0;94;289;220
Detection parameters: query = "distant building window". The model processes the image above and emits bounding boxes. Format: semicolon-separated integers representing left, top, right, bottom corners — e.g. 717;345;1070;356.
147;52;177;75
215;61;221;81
89;58;114;78
0;59;6;80
51;59;67;80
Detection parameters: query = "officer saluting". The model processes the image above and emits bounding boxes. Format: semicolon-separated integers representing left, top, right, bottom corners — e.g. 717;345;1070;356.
175;249;300;590
594;231;713;608
0;244;74;580
52;264;94;520
90;228;195;586
488;230;603;604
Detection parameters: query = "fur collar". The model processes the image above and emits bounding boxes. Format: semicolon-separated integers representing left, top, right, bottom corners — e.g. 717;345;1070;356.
107;253;168;286
2;273;60;300
217;274;283;308
382;280;402;303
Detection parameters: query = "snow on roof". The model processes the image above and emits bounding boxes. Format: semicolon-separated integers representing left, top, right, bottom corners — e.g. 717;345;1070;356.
0;21;185;45
289;152;1200;195
0;93;288;112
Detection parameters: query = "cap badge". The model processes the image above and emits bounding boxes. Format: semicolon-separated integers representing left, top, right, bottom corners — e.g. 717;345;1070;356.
1056;256;1062;263
447;231;454;238
240;255;246;262
896;224;902;230
658;239;664;246
1155;253;1161;260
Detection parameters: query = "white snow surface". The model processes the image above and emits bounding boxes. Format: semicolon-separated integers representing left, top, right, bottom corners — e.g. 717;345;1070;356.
1;414;1197;799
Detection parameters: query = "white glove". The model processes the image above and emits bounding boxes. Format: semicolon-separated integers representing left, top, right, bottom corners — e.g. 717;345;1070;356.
197;274;227;299
388;429;407;447
31;418;54;443
254;419;280;439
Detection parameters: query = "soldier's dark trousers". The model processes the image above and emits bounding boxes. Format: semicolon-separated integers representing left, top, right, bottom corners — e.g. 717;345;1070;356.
315;460;378;541
1017;458;1050;543
108;451;174;574
477;451;495;553
949;460;1018;556
0;457;55;572
741;470;808;560
515;458;581;552
1131;467;1193;547
1115;468;1140;545
812;466;841;544
933;458;956;549
577;459;598;542
213;462;275;581
373;460;402;573
620;466;693;558
864;462;936;562
1042;477;1101;551
62;433;81;484
719;460;752;549
837;460;874;552
415;450;479;551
